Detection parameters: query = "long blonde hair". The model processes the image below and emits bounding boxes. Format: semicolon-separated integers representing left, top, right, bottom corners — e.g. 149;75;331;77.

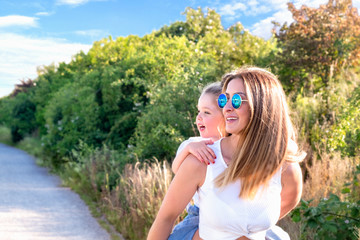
215;66;305;199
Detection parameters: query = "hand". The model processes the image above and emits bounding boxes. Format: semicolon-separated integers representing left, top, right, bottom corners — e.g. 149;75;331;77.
186;139;216;165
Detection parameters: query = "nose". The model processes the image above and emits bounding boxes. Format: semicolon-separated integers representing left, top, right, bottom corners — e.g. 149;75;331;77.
223;98;233;113
196;112;202;120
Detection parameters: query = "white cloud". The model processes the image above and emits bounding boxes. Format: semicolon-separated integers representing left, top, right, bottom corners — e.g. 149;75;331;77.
354;0;360;9
75;29;109;38
249;0;335;39
219;2;247;16
0;15;38;28
56;0;90;6
35;12;53;16
251;9;292;39
0;33;92;98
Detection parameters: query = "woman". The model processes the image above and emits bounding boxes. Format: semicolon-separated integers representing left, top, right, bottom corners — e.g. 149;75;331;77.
147;67;305;240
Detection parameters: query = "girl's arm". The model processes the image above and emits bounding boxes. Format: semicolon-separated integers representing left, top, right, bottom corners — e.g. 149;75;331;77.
279;162;303;219
148;154;207;240
172;139;215;174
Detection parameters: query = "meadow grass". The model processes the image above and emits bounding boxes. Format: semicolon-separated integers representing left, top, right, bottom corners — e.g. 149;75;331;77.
0;125;12;145
103;160;173;240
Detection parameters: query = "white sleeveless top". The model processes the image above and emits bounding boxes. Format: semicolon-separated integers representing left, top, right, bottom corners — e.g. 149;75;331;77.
198;139;282;240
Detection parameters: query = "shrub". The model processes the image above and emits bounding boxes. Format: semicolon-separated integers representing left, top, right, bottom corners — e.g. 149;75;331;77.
10;94;36;143
292;164;360;240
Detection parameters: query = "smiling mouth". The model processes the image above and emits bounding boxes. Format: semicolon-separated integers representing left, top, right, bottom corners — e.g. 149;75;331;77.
198;125;206;131
226;117;237;121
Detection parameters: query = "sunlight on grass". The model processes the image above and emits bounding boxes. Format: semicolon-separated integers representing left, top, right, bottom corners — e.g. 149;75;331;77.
104;160;173;240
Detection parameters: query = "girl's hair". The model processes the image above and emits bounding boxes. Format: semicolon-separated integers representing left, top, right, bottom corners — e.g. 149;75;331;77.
215;66;306;199
202;82;222;96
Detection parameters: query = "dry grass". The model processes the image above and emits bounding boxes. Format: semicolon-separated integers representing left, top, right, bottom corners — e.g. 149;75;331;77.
278;143;359;239
302;148;359;204
103;160;173;240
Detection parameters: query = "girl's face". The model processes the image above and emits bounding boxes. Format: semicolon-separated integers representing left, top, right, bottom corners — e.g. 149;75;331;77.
223;78;251;135
196;93;225;141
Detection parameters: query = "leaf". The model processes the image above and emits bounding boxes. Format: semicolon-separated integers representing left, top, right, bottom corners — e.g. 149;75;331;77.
323;223;337;233
341;188;351;194
351;207;359;217
307;218;318;229
291;208;302;222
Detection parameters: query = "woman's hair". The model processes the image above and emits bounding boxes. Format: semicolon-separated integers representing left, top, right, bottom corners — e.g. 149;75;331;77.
215;66;306;199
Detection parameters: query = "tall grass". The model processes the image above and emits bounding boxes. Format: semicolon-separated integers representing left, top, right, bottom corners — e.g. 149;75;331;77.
302;148;359;203
61;143;174;240
0;125;12;145
104;160;173;240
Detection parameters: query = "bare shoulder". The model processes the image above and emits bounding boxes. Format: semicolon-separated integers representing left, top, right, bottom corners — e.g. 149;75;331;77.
281;161;303;197
178;154;207;187
282;161;302;179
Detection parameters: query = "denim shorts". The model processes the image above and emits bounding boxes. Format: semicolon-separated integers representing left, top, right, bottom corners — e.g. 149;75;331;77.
168;205;199;240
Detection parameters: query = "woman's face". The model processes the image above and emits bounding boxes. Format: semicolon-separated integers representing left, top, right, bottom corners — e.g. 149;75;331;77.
196;93;225;141
223;78;251;135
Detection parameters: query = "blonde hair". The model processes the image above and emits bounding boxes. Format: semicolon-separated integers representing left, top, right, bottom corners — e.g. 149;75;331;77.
215;66;305;199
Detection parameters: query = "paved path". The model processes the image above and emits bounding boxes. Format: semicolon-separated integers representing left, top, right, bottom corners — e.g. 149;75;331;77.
0;143;111;240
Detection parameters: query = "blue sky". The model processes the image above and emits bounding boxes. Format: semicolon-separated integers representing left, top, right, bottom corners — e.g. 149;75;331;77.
1;0;359;97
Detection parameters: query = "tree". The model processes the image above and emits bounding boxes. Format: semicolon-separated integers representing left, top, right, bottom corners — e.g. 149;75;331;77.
274;0;360;91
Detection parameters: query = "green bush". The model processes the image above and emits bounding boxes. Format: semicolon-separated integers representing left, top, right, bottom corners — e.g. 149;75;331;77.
326;86;360;156
10;94;37;143
292;165;360;240
43;82;100;165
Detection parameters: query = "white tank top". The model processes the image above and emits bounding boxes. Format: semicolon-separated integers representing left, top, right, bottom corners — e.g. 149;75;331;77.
198;139;282;240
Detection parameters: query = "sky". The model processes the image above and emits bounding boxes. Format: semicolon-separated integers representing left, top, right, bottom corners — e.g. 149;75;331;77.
1;0;359;98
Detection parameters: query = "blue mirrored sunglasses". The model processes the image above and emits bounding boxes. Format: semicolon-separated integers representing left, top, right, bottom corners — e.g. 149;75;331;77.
218;93;247;109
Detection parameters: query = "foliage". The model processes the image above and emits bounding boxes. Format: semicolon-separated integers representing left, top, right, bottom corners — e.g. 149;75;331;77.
325;85;360;156
274;0;360;92
10;93;37;143
292;164;360;240
43;82;100;165
0;125;12;145
10;79;36;97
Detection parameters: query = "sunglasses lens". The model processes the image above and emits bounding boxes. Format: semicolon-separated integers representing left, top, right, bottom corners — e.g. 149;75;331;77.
218;94;227;108
232;94;242;109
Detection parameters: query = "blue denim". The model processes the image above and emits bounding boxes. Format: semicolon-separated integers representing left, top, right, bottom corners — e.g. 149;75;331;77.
265;226;290;240
168;205;199;240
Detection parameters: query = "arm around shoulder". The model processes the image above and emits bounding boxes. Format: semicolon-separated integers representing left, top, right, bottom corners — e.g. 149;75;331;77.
147;155;207;240
279;162;303;219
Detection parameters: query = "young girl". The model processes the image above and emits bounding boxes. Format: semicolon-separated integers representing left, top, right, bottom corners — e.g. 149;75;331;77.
172;82;225;172
169;82;225;240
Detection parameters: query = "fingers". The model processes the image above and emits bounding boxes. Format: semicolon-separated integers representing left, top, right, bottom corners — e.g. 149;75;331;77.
203;139;214;145
203;148;216;164
196;148;215;165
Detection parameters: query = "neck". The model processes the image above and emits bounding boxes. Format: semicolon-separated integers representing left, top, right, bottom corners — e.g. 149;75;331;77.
221;134;244;163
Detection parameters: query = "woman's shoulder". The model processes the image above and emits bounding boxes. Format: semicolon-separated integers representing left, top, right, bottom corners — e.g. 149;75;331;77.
281;161;302;177
181;154;207;186
184;153;207;170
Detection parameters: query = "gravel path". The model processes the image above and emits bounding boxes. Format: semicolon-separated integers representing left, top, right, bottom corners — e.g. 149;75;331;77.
0;143;112;240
